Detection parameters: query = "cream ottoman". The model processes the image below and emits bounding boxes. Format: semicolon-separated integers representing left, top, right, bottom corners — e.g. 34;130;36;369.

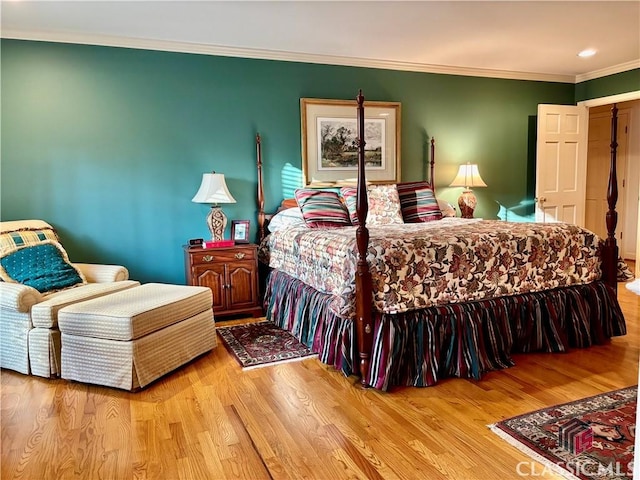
58;283;216;390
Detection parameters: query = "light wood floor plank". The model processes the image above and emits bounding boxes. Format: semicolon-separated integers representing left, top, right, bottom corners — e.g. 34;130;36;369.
1;285;638;479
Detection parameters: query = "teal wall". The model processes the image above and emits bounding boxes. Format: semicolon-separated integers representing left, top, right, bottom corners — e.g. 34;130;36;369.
0;39;594;283
575;69;640;102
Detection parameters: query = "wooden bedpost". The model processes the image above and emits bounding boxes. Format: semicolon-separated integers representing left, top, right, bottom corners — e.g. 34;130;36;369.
602;104;619;290
256;133;266;243
354;90;373;387
429;137;436;190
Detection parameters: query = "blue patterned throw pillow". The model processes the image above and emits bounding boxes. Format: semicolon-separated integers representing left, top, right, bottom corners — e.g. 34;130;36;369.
0;240;86;293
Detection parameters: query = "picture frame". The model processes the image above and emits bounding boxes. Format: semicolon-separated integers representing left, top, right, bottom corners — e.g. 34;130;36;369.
231;220;250;244
300;97;401;186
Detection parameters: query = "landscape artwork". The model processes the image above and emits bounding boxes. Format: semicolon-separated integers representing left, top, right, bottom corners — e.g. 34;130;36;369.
316;117;386;171
300;98;400;185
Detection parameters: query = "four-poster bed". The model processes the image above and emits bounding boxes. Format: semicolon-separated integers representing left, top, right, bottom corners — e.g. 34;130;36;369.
256;92;630;391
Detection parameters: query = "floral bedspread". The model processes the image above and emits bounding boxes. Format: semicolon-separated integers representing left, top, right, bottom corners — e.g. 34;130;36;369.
259;218;626;319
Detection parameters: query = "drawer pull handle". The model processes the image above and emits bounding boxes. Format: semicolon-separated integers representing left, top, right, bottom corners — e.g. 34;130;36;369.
203;255;214;262
235;252;246;259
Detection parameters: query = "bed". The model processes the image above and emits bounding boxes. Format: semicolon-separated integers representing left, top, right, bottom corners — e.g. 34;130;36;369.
256;92;631;391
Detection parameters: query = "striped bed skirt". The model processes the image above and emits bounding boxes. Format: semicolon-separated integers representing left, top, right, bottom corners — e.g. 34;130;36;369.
263;270;626;391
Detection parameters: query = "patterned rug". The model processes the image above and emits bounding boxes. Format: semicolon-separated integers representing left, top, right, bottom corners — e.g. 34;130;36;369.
217;321;318;370
489;386;636;480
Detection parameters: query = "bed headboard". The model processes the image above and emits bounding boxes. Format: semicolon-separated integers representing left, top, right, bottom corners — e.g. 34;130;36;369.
255;129;436;242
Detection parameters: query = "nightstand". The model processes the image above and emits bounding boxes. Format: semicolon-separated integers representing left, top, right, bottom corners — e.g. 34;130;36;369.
184;244;262;318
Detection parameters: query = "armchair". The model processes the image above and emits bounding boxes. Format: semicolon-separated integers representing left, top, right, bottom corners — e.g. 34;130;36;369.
0;220;139;377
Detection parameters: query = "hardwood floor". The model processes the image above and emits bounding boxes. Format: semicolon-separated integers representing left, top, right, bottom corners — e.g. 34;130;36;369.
2;286;638;480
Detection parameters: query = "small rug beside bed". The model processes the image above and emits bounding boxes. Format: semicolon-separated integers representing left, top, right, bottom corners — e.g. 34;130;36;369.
217;321;318;370
489;386;636;480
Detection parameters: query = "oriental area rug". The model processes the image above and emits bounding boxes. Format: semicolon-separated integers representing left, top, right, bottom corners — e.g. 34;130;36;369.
489;386;636;480
217;321;317;370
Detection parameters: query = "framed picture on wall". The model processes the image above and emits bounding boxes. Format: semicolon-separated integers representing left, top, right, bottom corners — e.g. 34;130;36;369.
300;97;401;186
231;220;250;244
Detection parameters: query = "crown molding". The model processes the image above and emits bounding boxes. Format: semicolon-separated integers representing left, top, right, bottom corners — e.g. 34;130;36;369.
575;59;640;83
3;29;635;84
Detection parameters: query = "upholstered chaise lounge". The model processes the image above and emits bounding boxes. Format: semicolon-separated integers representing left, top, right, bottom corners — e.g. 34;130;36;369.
0;220;139;377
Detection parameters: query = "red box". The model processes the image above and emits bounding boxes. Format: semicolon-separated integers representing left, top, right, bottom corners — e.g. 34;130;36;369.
559;418;592;454
204;240;235;248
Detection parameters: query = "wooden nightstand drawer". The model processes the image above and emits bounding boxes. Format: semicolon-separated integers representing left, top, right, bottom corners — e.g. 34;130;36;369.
189;246;256;265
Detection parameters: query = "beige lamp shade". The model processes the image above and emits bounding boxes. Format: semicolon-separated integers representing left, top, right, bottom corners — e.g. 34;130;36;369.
192;173;236;241
449;163;487;219
191;173;237;204
449;163;487;190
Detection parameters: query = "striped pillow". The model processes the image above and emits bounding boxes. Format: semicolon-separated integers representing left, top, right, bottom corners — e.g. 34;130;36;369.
340;187;359;225
294;189;351;228
0;228;59;256
397;182;443;223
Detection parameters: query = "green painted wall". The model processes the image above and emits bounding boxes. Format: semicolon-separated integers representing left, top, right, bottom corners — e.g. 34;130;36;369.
575;69;640;102
0;39;582;283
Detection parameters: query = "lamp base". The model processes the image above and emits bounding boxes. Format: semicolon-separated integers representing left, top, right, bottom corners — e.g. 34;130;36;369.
206;205;227;241
458;189;477;219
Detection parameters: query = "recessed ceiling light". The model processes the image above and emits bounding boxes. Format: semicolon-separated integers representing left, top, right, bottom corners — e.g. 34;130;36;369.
578;49;597;58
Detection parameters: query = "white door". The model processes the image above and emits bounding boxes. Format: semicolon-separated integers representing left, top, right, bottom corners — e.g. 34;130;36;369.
535;104;588;225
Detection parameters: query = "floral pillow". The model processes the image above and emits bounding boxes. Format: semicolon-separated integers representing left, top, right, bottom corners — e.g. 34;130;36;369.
340;185;404;226
368;185;404;225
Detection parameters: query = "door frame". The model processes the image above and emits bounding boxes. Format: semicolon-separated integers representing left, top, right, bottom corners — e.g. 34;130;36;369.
578;91;640;108
579;90;640;272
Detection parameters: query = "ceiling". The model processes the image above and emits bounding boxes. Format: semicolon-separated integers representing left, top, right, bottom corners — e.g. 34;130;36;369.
2;1;639;83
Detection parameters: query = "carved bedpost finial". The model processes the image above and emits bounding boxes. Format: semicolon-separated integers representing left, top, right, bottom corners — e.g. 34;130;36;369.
355;91;367;229
256;133;266;243
602;104;619;290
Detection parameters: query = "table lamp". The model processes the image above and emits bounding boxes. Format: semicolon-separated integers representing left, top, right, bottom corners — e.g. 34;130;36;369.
192;172;236;241
449;163;487;218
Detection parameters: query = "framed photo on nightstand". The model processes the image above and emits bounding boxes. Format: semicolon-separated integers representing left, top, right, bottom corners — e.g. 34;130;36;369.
231;220;250;244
